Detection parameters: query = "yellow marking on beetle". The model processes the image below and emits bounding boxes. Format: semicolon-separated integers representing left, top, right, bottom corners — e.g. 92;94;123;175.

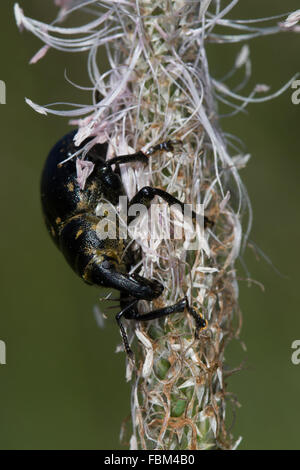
50;226;56;237
55;217;61;225
99;248;123;265
82;253;105;282
76;200;87;211
75;229;83;240
88;181;97;192
67;182;74;192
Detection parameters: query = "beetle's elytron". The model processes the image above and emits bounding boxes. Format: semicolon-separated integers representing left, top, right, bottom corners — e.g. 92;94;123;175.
41;130;211;357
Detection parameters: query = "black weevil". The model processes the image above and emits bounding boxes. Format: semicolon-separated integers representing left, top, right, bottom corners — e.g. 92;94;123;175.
41;130;209;357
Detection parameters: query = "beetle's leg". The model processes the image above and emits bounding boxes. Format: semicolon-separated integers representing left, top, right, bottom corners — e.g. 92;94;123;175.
116;297;187;358
116;300;138;358
116;297;207;357
124;297;187;321
103;138;182;167
104;151;148;167
124;296;207;337
128;186;213;228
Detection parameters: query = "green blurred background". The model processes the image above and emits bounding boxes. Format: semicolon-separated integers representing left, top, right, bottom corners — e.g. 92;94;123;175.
0;0;299;449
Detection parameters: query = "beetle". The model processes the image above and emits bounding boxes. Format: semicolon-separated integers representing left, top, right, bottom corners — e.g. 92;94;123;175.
41;130;209;357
